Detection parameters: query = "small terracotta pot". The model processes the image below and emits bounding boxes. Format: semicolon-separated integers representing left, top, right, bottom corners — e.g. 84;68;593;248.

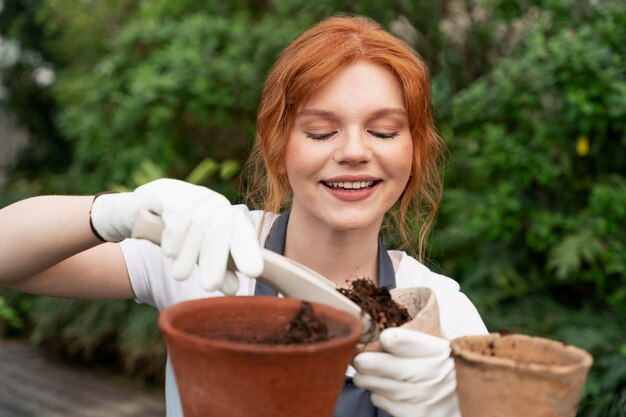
451;333;593;417
158;296;362;417
359;287;441;352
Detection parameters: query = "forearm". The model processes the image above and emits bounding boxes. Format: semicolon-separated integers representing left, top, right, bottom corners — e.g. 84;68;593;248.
0;195;101;285
0;178;264;298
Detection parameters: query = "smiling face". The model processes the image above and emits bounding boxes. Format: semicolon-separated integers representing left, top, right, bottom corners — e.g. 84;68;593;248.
285;61;414;234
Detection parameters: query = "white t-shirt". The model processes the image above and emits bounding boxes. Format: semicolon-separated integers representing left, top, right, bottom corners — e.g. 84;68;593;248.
120;205;488;416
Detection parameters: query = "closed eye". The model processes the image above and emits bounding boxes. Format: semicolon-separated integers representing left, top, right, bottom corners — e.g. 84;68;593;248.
367;130;399;139
306;131;337;141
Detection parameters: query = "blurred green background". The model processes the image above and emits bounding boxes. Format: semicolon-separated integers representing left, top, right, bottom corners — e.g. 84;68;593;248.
0;0;624;414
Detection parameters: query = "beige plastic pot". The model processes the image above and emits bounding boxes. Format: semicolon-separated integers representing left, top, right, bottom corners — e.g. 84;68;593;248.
158;296;362;417
359;287;441;352
451;333;593;417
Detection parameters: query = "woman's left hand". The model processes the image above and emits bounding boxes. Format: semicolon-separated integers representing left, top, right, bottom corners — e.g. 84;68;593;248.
352;328;461;417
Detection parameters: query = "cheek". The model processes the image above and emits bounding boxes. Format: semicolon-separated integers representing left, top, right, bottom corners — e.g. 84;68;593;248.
284;135;311;183
285;136;328;180
388;140;414;182
284;137;299;178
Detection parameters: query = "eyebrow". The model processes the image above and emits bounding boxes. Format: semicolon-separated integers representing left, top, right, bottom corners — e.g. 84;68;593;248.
368;108;407;120
296;108;407;120
296;109;339;121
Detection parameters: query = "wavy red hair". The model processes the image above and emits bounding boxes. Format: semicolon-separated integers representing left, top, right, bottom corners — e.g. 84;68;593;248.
244;15;445;259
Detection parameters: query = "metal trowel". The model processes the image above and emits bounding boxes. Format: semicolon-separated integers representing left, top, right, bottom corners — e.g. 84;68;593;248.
131;209;375;342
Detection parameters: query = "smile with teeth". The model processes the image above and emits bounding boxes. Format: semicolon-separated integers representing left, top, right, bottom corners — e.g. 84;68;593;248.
322;180;379;191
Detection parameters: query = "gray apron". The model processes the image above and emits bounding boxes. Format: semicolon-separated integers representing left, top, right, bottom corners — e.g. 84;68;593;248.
255;210;395;417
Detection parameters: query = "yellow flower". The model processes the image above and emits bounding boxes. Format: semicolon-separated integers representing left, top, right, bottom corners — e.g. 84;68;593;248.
576;135;589;157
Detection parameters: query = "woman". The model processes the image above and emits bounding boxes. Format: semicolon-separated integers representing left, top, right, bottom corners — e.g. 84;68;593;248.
0;16;486;417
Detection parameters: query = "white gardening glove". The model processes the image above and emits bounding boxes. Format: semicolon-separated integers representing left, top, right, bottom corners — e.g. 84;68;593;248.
90;178;263;294
352;328;461;417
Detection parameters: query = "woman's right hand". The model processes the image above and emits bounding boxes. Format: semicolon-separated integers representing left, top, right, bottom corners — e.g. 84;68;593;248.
90;178;263;294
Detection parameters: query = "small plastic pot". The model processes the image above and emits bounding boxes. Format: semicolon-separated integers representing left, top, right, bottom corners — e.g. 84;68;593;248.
358;287;441;353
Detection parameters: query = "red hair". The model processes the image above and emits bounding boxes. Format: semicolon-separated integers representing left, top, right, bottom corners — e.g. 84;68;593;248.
244;15;445;259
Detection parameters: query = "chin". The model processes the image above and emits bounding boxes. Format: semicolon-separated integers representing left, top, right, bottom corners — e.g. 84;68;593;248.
326;213;381;233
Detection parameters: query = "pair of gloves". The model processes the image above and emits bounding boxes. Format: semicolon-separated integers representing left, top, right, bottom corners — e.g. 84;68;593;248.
90;178;460;417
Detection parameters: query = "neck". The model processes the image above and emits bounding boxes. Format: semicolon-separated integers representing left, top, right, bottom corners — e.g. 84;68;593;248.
283;208;381;288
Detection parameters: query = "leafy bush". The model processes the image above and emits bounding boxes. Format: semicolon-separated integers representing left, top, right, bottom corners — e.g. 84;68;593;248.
27;295;165;381
52;13;287;192
0;295;24;332
432;0;626;309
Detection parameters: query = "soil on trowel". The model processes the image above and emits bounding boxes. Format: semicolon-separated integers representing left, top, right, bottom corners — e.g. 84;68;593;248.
338;278;410;332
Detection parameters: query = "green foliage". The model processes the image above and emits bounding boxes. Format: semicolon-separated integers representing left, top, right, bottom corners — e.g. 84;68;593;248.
432;0;626;311
28;297;165;381
0;0;71;179
117;302;165;378
0;295;23;330
51;13;262;192
547;231;604;281
0;288;34;337
111;157;241;198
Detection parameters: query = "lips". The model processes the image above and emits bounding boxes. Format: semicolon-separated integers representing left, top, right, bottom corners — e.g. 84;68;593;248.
321;180;380;191
321;175;381;190
320;176;382;201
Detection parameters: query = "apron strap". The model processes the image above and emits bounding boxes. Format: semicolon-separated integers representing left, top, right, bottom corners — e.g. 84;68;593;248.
254;210;291;295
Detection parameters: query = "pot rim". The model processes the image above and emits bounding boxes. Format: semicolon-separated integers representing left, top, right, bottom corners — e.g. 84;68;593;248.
158;296;363;354
450;333;593;376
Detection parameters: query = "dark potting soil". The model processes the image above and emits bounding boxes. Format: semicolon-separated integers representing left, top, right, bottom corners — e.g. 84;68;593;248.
270;301;329;345
234;301;330;345
338;278;410;332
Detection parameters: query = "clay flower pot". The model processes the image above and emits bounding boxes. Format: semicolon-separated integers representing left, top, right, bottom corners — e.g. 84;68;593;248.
360;287;441;352
158;296;362;417
451;333;593;417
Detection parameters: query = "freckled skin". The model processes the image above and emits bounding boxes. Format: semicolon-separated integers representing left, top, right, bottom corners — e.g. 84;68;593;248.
285;61;413;235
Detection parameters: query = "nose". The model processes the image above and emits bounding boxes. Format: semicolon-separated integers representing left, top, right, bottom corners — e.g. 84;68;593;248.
334;128;372;165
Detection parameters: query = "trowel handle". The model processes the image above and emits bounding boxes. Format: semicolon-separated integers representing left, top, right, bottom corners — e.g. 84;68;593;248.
131;209;165;244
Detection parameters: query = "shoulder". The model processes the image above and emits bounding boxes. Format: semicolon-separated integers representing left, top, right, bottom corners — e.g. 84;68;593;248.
391;250;488;339
392;250;460;292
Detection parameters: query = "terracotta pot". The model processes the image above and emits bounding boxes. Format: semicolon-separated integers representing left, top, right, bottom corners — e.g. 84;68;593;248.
158;296;362;417
359;287;441;352
451;333;593;417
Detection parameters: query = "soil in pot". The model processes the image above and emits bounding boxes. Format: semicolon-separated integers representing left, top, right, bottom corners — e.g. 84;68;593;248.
224;301;330;345
338;278;411;332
